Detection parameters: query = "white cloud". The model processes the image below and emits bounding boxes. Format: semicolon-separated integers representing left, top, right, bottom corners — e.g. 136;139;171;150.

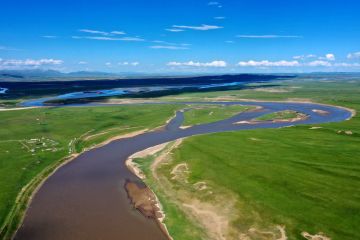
111;31;126;35
86;37;120;41
78;61;87;64
151;41;190;46
0;46;19;51
118;61;139;66
0;58;63;69
334;62;360;67
105;62;112;66
172;24;223;31
325;53;335;61
237;59;358;68
72;36;144;41
42;35;58;39
225;40;234;43
293;54;317;60
214;16;226;20
167;60;227;67
237;35;302;39
165;28;185;32
79;29;110;35
318;53;335;61
347;51;360;59
293;55;304;60
150;45;189;50
208;1;222;7
79;29;126;36
238;60;300;67
152;40;166;44
307;60;332;67
119;37;145;41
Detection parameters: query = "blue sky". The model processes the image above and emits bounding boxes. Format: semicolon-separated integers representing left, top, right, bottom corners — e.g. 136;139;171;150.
0;0;360;73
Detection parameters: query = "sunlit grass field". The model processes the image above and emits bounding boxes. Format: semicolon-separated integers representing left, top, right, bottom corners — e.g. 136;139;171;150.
0;104;181;238
182;104;251;126
137;78;360;240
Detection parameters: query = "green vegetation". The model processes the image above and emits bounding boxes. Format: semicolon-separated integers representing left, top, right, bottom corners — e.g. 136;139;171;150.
134;150;207;240
0;100;20;108
164;126;359;239
139;78;360;240
160;76;360;110
0;104;181;239
1;75;359;239
256;110;300;121
182;104;251;126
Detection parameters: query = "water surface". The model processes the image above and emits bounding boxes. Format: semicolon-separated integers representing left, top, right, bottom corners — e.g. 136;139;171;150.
14;101;352;240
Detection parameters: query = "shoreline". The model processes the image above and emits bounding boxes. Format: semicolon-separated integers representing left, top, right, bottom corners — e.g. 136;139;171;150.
5;97;356;121
202;97;356;120
100;97;357;121
1;128;152;240
3;99;354;239
125;140;184;240
4;111;180;240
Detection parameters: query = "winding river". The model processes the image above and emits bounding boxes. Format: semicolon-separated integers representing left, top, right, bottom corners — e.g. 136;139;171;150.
14;101;352;240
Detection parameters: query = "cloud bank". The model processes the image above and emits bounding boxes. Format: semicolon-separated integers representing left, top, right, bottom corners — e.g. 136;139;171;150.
168;60;227;67
0;58;63;69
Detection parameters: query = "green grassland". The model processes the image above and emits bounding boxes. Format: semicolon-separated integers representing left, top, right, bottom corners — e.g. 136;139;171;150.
256;110;300;121
134;150;207;240
1;76;359;240
0;104;181;238
182;104;252;126
136;78;360;240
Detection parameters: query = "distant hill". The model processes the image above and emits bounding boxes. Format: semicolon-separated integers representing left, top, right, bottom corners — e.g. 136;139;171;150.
0;69;130;81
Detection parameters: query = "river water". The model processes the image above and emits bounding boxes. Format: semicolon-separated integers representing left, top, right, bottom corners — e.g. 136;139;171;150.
14;101;352;240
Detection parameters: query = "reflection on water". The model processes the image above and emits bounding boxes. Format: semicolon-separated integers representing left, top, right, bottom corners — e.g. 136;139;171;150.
22;82;245;107
0;87;8;94
199;82;242;89
57;89;127;99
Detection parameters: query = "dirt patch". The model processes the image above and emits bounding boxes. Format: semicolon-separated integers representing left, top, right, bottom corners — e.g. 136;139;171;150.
301;232;330;240
170;163;190;182
150;139;183;180
249;137;261;141
0;106;40;111
126;142;169;179
253;88;291;93
238;225;288;240
337;130;353;135
87;129;149;151
312;109;329;116
236;111;308;125
104;98;161;104
82;127;137;141
125;180;162;219
272;112;308;123
124;180;172;239
286;98;314;103
310;127;323;130
179;125;192;129
235;120;258;125
183;201;229;240
193;181;208;191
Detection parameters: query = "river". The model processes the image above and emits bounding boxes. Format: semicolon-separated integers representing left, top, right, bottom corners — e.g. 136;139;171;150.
14;101;352;240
